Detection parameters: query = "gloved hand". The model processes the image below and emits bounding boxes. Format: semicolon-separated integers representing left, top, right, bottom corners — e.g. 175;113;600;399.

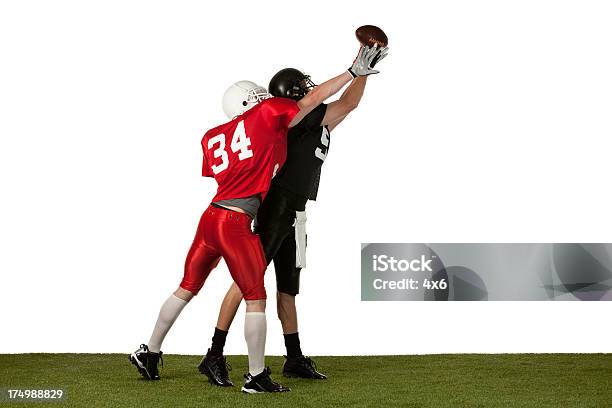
348;44;389;77
371;45;389;68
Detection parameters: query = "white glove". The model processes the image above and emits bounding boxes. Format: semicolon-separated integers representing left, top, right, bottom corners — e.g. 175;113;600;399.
348;44;389;77
371;45;389;68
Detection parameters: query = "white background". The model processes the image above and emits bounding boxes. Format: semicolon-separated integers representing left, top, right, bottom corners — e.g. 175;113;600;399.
1;0;611;356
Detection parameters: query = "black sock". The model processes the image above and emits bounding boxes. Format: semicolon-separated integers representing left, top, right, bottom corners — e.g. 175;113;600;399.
284;332;303;358
209;327;228;356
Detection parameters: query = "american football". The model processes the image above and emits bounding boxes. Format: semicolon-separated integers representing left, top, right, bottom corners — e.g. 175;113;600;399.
355;24;389;47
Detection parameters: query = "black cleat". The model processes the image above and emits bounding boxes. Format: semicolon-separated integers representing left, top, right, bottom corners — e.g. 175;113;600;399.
283;356;327;379
241;367;290;393
129;344;162;380
198;350;234;387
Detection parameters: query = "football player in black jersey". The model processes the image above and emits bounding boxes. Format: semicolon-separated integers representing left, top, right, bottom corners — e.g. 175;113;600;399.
198;48;388;386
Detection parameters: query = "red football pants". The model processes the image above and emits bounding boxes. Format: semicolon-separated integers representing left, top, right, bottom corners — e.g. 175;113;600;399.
180;205;267;300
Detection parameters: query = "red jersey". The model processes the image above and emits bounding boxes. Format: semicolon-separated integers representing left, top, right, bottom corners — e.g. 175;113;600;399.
202;97;299;202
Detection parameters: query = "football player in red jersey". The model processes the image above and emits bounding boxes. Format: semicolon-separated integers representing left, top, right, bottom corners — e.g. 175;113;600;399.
197;46;388;386
129;45;383;393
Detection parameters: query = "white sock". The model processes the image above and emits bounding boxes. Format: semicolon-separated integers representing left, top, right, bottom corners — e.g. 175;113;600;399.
244;312;266;376
148;294;188;353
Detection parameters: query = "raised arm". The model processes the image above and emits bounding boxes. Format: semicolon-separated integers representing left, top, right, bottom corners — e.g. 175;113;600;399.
322;76;368;129
288;45;384;128
289;71;352;128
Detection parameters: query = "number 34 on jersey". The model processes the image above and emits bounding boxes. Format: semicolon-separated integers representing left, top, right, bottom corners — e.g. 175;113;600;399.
207;120;253;175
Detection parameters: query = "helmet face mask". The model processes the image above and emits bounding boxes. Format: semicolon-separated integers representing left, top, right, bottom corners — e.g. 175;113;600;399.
222;81;271;119
245;86;272;106
291;75;316;100
269;68;317;101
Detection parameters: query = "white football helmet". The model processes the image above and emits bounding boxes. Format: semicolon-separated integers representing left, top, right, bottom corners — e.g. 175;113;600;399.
222;80;271;119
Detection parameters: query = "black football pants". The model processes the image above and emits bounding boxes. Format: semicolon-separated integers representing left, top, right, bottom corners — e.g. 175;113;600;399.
255;186;304;296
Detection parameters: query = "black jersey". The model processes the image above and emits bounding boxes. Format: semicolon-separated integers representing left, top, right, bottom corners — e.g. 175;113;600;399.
272;103;329;201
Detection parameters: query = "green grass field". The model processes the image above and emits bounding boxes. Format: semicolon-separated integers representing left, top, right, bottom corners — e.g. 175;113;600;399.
1;354;611;407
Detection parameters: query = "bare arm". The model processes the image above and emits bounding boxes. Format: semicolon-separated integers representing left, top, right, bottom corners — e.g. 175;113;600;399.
321;76;367;128
327;113;348;133
288;71;353;128
289;44;387;128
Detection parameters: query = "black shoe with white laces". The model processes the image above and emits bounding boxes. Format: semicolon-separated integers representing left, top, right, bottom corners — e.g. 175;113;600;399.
129;344;162;380
283;355;327;379
241;367;290;393
198;349;234;387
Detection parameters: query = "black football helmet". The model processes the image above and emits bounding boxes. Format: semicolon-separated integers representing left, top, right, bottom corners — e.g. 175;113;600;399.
268;68;316;101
